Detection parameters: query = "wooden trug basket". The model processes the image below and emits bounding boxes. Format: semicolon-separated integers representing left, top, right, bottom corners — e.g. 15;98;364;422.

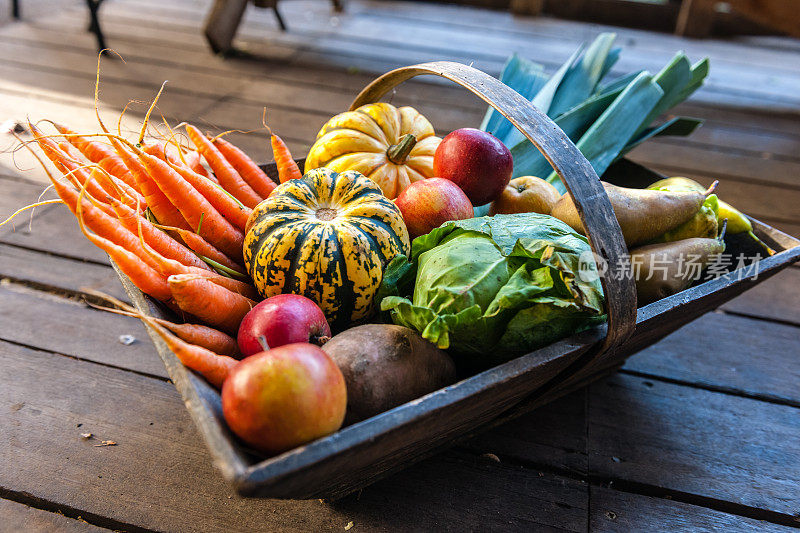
117;62;800;500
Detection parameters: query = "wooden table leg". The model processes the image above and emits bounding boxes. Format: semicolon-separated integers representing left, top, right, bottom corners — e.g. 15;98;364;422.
203;0;249;55
86;0;107;53
510;0;544;16
676;0;717;37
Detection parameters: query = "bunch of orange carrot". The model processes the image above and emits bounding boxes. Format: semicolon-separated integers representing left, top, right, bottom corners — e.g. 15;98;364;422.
14;115;303;389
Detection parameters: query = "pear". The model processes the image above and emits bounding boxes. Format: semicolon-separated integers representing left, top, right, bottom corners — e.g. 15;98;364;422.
649;194;719;243
551;181;716;247
647;177;773;255
716;200;753;235
648;176;705;193
629;231;726;304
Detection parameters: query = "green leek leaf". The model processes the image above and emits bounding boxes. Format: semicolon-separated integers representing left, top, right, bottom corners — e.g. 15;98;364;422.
619;116;703;158
547;72;664;191
480;53;548;138
510;79;627;178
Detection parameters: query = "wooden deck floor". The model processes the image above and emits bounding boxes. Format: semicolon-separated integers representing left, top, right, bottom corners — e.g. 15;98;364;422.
0;0;798;531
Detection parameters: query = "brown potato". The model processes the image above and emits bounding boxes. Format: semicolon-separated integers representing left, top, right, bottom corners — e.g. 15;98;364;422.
322;324;457;423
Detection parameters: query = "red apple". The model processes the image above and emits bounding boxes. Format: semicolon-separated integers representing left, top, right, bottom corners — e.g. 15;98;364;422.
237;294;331;357
394;178;473;238
222;343;347;455
433;128;513;206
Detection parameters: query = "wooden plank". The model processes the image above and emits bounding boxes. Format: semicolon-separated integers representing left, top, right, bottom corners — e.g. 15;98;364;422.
1;24;796;198
126;0;800;87
0;45;244;112
6;3;796;188
675;102;800;137
112;0;800;106
461;388;588;475
33;0;800;110
590;486;795;532
0;16;481;133
0;284;165;378
657;122;800;162
0;28;479;137
0;498;110;533
0;20;466;109
0;179;107;265
6;0;792;148
623;311;800;405
0;175;51;215
628;141;800;190
587;373;800;519
0;340;589;532
347;0;800;75
0;205;111;265
92;0;800;108
720;267;800;325
0;244;127;303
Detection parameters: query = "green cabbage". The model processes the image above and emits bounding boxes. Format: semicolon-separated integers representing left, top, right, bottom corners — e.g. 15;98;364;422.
377;214;605;366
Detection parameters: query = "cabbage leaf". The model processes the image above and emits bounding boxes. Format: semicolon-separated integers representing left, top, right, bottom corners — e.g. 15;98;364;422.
377;214;605;365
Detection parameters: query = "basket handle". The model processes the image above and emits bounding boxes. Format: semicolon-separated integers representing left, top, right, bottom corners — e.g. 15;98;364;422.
351;61;637;351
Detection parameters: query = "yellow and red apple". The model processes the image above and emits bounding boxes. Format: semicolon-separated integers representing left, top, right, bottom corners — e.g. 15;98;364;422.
394;178;473;239
222;343;346;455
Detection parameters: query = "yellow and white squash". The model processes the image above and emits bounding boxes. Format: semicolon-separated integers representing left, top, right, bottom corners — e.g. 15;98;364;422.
304;103;441;199
244;167;410;328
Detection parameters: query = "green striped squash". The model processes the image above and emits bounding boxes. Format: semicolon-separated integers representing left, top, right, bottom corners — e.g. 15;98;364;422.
244;167;410;328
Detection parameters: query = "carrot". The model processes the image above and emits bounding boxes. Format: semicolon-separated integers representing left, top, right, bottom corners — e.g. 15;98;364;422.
109;198;212;272
154;223;245;274
59;142;145;208
29;137;175;279
166;159;251;231
84;291;240;357
124;308;240;358
211;136;276;199
97;154;144;194
136;223;259;300
29;123;110;204
143;140;209;179
53;122;118;163
271;134;302;183
109;136;191;230
168;273;256;335
185;124;262;208
183;150;210;179
45;168;166;274
130;146;245;261
22;127;169;302
57;140;88;164
74;188;172;301
141;312;238;388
